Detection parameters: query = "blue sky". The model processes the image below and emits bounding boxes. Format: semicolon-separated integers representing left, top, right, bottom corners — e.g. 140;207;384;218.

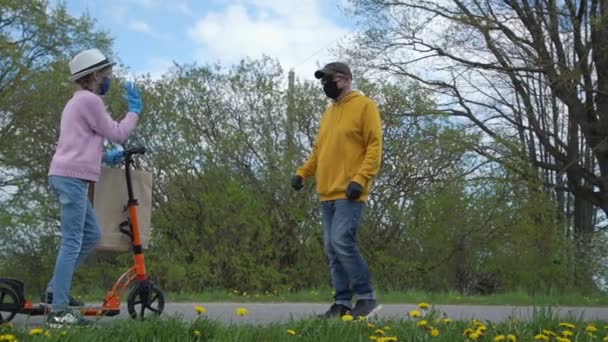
56;0;357;80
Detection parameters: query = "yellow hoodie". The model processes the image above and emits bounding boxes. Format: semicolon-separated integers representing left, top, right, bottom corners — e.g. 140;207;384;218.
297;91;383;202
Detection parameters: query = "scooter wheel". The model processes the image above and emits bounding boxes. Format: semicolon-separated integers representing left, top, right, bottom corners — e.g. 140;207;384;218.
127;281;164;320
0;284;20;323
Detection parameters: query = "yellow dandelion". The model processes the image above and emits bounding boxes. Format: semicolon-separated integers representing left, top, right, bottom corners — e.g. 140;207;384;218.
0;335;16;342
417;320;428;327
235;307;249;316
193;330;201;336
341;314;354;322
418;302;430;309
587;325;598;333
44;330;51;337
557;338;572;342
369;337;378;341
430;328;440;337
444;318;452;324
375;329;385;335
29;328;43;336
473;320;484;326
195;305;207;315
383;326;392;331
469;332;481;340
534;334;549;341
287;329;297;335
367;323;376;328
507;334;517;342
542;330;556;337
494;335;506;341
561;330;573;337
409;310;421;318
378;337;398;342
559;323;575;329
477;325;488;333
463;328;475;336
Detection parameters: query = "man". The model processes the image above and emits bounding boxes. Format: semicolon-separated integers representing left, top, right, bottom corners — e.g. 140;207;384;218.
292;62;383;319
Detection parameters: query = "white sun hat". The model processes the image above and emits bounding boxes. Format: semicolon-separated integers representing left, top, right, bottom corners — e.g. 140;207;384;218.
68;48;115;81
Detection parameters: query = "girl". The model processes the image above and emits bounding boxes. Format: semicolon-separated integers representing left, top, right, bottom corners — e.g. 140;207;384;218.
45;48;142;328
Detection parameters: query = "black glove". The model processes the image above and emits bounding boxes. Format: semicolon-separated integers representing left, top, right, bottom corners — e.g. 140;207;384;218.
291;175;304;190
346;181;363;200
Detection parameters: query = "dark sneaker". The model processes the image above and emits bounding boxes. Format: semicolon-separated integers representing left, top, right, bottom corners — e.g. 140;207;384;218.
317;303;351;319
41;292;84;307
352;300;383;319
46;310;93;328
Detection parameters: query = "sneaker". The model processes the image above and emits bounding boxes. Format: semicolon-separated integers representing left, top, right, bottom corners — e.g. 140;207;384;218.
46;309;93;328
41;292;84;307
352;299;383;319
317;303;351;319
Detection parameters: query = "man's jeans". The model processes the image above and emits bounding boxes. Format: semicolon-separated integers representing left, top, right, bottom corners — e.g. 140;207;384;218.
47;176;101;311
321;199;375;308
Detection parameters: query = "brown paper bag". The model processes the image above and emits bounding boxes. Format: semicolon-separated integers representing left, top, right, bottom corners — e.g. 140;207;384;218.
90;167;153;252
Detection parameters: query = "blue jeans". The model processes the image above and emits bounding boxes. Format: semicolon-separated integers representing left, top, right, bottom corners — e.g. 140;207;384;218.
321;199;375;308
47;176;101;311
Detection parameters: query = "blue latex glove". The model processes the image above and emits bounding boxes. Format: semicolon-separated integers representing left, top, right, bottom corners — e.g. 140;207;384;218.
123;81;142;114
102;148;124;166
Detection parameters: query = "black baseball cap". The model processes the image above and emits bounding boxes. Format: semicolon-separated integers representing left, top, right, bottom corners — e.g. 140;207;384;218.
314;62;352;79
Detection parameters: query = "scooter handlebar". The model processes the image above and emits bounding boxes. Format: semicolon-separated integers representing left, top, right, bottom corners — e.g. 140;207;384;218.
124;147;146;157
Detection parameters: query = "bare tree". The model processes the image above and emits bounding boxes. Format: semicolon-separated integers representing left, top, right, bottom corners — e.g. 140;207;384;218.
348;0;607;242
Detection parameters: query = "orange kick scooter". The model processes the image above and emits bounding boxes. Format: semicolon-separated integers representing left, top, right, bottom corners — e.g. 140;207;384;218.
0;147;164;323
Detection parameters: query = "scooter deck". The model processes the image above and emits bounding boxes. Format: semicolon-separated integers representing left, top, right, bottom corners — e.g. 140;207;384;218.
18;301;120;317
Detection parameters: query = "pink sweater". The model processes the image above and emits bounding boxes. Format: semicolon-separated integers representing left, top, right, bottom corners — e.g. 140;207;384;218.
49;90;138;182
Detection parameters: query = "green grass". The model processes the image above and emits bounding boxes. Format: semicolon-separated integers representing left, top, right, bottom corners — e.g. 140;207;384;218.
2;307;606;341
71;288;608;307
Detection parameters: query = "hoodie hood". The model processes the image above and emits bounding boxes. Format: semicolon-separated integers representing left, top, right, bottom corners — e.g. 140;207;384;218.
333;90;360;106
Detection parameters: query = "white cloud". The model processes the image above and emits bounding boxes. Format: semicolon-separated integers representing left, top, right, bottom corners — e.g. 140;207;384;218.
127;0;192;15
105;4;129;22
135;58;175;80
129;0;157;6
129;20;152;33
188;0;353;79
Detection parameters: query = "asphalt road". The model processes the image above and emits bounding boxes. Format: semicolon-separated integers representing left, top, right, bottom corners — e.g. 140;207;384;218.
10;302;608;326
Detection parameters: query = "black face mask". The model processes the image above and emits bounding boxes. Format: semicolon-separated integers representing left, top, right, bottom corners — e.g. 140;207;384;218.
323;80;341;99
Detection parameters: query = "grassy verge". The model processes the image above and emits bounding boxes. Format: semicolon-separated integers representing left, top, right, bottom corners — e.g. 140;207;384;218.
2;306;606;341
70;288;608;306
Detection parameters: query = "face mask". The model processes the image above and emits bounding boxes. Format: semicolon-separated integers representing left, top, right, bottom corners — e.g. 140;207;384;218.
323;80;341;100
98;76;112;95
